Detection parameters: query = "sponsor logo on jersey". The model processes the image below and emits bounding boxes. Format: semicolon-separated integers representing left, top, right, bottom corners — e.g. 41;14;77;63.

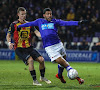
41;23;54;30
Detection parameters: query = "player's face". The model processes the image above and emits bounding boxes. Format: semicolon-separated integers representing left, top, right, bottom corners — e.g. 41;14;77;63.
43;11;52;21
18;11;26;20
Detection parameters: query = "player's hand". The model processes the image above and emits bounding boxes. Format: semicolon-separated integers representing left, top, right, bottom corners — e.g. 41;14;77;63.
17;26;21;31
78;20;88;24
96;42;100;46
8;42;14;50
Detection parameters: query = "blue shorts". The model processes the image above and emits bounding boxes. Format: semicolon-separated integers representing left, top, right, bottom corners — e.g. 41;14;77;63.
15;46;41;65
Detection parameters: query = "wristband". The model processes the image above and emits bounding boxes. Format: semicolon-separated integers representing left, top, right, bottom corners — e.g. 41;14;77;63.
8;42;11;46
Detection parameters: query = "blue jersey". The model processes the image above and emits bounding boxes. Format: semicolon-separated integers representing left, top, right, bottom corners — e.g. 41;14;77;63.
18;18;79;48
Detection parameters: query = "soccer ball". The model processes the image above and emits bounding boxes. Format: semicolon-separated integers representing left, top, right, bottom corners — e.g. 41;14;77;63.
67;69;78;80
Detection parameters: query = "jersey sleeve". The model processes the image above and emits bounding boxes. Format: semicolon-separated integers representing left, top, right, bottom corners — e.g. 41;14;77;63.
8;23;15;34
56;19;79;26
18;19;39;28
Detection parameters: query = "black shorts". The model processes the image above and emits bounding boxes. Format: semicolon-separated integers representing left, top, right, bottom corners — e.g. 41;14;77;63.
15;46;41;65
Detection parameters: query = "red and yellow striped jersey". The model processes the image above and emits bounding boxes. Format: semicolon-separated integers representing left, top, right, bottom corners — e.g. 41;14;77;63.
8;20;35;49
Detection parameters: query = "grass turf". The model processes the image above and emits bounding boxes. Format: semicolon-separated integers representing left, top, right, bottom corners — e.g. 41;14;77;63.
0;60;100;90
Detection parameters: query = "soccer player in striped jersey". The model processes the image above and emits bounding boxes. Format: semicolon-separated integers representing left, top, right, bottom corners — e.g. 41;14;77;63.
6;7;51;86
18;8;85;84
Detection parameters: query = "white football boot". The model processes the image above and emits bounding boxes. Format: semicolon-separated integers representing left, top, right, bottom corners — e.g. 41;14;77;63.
33;80;42;86
40;76;51;84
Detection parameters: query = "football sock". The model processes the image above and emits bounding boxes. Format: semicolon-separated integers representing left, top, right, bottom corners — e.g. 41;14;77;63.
66;65;73;72
58;64;64;78
40;68;45;77
30;70;36;80
76;77;80;80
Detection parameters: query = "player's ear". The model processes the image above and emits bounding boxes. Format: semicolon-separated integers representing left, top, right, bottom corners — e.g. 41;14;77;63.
43;14;45;18
17;13;19;17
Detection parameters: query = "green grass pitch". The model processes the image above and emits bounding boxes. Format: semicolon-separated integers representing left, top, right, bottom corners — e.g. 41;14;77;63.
0;60;100;90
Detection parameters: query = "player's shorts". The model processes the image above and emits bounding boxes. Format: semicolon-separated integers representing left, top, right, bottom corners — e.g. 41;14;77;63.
45;42;66;62
15;46;41;65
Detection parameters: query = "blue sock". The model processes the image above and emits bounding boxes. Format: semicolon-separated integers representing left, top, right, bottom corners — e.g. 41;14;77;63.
58;64;64;78
66;66;73;72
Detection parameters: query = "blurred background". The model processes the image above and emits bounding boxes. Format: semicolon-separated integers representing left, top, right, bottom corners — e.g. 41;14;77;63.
0;1;100;88
0;0;100;52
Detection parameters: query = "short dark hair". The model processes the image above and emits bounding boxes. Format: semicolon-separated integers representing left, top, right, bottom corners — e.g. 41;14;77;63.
17;7;26;13
43;8;52;14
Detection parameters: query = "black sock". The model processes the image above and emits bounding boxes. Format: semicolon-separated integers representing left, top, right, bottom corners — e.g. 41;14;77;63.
30;70;36;80
40;68;45;77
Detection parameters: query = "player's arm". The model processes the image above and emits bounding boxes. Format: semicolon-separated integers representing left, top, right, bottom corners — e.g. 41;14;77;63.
34;30;41;38
6;33;11;43
56;19;87;26
56;19;78;26
96;42;100;46
6;33;14;50
18;19;39;28
6;23;14;50
31;26;41;38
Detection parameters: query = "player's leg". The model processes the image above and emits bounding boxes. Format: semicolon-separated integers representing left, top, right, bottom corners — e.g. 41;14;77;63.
56;55;84;84
55;45;84;84
56;55;69;77
63;55;84;84
56;55;67;83
36;56;51;84
57;64;64;78
15;48;42;86
45;44;68;83
56;64;66;83
27;56;34;71
27;56;42;86
55;57;72;70
45;42;84;84
36;56;45;77
31;49;51;84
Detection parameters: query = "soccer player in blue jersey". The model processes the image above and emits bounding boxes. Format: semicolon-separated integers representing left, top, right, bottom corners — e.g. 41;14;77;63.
18;8;85;84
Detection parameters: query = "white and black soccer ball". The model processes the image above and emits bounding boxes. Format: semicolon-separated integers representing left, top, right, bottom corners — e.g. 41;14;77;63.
67;69;78;80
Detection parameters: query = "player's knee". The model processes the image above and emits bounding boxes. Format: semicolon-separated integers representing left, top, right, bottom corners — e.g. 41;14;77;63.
40;57;44;64
28;57;33;64
38;56;44;64
28;59;33;64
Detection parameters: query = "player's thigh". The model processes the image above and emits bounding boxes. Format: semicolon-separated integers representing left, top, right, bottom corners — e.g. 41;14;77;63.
45;48;62;62
36;56;44;64
27;56;34;64
30;49;44;63
30;48;42;61
15;48;31;65
58;47;66;56
59;48;70;65
58;48;66;60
